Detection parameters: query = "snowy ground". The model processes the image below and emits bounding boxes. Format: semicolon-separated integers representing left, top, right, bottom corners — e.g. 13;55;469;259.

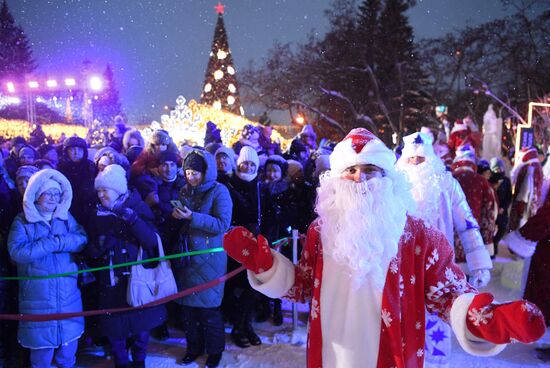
76;261;549;367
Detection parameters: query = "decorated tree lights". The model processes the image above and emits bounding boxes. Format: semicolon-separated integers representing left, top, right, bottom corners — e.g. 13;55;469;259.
200;2;243;116
141;96;205;146
140;95;290;150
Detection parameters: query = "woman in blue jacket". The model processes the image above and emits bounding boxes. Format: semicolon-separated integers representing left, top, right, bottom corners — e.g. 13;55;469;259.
8;168;87;368
171;149;232;368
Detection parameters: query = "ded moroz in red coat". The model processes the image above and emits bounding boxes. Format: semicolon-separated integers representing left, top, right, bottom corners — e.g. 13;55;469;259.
504;182;550;324
452;161;497;258
249;216;506;368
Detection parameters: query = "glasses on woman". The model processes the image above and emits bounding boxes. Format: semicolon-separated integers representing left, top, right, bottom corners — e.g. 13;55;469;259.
40;190;62;200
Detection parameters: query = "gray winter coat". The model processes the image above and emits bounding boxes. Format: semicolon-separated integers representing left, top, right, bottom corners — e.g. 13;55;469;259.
175;149;232;308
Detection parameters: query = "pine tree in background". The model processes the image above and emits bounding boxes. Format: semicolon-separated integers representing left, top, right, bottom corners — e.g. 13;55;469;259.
0;0;36;80
357;0;381;68
375;0;429;134
94;64;122;124
200;2;243;116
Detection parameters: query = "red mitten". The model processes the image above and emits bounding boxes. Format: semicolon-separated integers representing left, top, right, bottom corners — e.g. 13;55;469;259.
466;292;546;344
223;226;273;274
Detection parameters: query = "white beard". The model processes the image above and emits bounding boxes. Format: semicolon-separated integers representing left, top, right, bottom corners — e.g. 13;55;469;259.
315;173;413;290
396;159;445;227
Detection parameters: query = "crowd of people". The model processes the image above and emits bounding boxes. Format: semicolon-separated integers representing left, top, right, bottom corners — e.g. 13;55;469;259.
0;115;547;368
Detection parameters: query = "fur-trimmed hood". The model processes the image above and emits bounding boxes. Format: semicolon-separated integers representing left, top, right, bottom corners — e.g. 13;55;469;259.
23;169;73;223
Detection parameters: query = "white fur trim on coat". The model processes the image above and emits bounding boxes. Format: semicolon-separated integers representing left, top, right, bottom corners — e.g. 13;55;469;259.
23;169;73;223
450;293;507;356
248;250;295;299
502;230;537;258
465;248;493;272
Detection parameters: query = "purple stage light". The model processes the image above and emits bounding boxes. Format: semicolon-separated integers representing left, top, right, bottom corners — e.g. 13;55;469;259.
65;78;76;87
6;82;15;93
46;79;58;88
28;81;39;89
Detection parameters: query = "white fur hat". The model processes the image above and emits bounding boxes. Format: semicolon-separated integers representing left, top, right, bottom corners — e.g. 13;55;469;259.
400;132;436;160
330;128;396;175
94;164;128;194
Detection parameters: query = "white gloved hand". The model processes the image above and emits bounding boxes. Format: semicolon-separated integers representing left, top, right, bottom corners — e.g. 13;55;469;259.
469;268;491;288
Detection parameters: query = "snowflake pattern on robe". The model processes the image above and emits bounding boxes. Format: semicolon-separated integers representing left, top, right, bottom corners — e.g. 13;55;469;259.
381;309;393;327
278;217;475;368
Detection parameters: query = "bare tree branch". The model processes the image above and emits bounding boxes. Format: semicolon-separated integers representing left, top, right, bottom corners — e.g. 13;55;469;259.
291;100;346;134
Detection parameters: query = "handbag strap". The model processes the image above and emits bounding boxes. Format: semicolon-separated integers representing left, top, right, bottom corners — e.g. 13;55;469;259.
136;233;165;262
155;233;166;258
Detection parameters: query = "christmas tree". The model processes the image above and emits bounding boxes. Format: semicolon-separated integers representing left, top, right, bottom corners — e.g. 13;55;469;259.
94;64;123;125
200;2;243;116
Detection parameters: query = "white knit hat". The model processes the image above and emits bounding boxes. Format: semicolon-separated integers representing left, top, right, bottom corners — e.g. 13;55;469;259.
94;164;128;194
237;145;259;169
330;128;396;174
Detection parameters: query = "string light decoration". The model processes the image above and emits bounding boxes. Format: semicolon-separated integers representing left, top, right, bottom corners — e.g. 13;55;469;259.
200;2;243;116
140;96;290;150
0;118;88;140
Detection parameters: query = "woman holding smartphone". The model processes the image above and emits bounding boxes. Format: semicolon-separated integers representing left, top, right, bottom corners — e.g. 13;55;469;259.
171;149;232;368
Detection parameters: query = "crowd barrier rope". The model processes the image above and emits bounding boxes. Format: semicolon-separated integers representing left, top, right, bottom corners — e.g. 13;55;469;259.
0;247;225;281
0;266;245;321
0;234;303;282
0;233;304;322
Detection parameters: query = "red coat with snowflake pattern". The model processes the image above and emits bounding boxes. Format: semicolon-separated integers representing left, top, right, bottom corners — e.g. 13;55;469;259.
284;216;476;368
452;165;497;258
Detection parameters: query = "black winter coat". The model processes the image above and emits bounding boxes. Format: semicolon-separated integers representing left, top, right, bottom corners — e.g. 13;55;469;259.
85;190;166;339
58;158;97;226
226;175;260;234
260;180;297;258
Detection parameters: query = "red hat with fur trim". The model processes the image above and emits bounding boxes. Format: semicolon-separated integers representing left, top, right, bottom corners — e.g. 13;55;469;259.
330;128;395;175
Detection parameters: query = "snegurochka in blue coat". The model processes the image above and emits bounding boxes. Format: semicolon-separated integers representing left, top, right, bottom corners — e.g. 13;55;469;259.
7;168;87;367
170;149;232;367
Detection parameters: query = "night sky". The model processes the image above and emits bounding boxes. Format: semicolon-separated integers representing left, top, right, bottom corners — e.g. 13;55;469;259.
6;0;544;124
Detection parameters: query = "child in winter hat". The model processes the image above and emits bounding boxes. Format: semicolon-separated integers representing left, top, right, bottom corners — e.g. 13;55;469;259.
264;155;289;178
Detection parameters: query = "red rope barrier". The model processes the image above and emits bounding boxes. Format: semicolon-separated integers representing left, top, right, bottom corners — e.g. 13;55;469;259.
0;266;246;322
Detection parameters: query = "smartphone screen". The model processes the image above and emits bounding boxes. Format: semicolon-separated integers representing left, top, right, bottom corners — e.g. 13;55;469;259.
170;200;184;209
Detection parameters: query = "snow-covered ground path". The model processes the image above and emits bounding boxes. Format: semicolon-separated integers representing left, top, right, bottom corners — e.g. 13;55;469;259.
76;261;549;367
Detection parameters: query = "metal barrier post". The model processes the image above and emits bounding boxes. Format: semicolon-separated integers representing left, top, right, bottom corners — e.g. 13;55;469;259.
292;229;299;330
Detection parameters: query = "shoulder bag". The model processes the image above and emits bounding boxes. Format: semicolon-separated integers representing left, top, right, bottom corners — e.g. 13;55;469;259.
127;233;178;307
